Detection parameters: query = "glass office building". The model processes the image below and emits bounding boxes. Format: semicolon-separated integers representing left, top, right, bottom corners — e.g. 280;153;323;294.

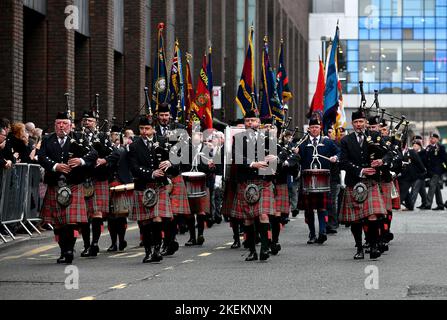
309;0;447;124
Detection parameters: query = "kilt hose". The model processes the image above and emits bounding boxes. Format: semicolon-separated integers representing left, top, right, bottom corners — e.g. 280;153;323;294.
298;191;330;211
340;181;387;223
274;183;290;215
230;180;274;220
85;180;110;219
222;182;236;218
41;184;88;227
170;175;191;215
130;184;173;222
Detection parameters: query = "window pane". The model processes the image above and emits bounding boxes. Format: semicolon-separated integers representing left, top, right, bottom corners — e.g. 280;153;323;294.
425;41;436;60
436;83;447;93
437;29;447;39
413;17;424;28
438;73;447;82
381;29;391;39
380;41;401;61
359;0;381;16
359;29;369;39
380;17;391;28
381;61;401;81
391;17;402;27
425;17;435;28
359;61;381;82
403;41;424;60
424;82;436;93
436;6;447;16
403;0;423;16
349;72;359;83
425;0;436;15
359;41;380;60
348;61;359;72
413;29;424;39
436;40;447;50
436;17;447;28
403;17;413;27
425;28;436;39
403;61;423;82
392;29;403;39
370;29;380;39
348;50;359;61
348;40;359;51
413;83;424;93
425;61;436;72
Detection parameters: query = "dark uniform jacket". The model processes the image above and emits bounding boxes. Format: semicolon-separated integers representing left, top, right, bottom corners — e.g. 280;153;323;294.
400;148;426;182
38;133;98;187
339;131;392;188
426;143;447;177
84;130;115;181
108;146;133;185
298;135;340;171
232;129;276;183
129;136;180;191
276;141;300;184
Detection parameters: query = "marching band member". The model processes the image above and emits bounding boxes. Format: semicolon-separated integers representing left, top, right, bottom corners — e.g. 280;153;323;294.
38;112;98;264
339;109;392;260
79;110;115;258
107;127;133;252
129;115;177;263
231;110;276;262
298;117;340;245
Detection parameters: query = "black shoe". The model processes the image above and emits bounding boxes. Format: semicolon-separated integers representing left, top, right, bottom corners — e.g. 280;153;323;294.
142;248;152;263
245;250;258;261
270;243;280;256
197;235;205;246
207;219;215;229
280;217;290;226
354;249;364;260
80;247;90;257
363;242;371;254
423;206;432;210
57;253;66;264
214;216;223;224
88;244;99;257
433;206;444;211
118;240;127;251
231;240;241;249
185;238;197;247
64;251;74;264
292;210;299;217
149;246;163;263
417;205;426;209
326;228;338;234
307;236;317;245
378;242;389;253
260;248;270;261
370;246;381;260
139;241;144;247
242;240;249;249
107;244;118;252
316;234;328;245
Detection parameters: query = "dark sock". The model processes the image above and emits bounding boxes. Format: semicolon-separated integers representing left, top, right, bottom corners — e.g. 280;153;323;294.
269;216;280;244
367;220;379;247
231;218;240;241
55;229;65;255
162;218;171;246
245;224;255;251
151;222;163;247
351;223;363;249
142;223;152;249
80;223;90;249
187;215;196;240
91;218;102;245
64;225;76;252
197;215;205;237
117;218;127;244
170;216;178;239
108;219;117;245
259;223;270;251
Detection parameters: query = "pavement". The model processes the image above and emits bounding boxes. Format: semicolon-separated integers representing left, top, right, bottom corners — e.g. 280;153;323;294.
1;190;447;300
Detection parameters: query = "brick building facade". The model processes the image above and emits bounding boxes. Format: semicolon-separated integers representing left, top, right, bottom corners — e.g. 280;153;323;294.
0;0;310;131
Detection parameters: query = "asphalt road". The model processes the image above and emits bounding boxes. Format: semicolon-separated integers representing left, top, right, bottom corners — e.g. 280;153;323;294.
1;195;447;300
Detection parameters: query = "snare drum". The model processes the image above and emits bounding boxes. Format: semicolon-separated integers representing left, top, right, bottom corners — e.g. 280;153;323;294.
302;169;331;193
181;172;207;198
110;183;135;217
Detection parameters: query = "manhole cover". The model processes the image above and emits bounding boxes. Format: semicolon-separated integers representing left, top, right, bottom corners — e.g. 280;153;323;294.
407;285;447;298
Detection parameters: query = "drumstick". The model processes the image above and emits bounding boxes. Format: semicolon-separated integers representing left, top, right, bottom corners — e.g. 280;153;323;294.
317;154;338;162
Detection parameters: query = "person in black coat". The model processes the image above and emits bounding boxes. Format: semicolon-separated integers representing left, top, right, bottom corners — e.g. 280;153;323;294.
424;133;447;210
399;143;426;210
409;137;428;209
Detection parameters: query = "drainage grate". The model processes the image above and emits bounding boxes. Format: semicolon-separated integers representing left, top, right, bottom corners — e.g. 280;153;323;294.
407;285;447;298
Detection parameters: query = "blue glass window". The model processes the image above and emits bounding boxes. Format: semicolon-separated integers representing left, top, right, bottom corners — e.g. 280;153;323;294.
425;29;436;39
391;17;402;28
425;17;435;28
425;61;436;72
380;17;391;28
349;72;359;83
347;83;358;94
348;61;359;73
413;83;424;93
436;83;447;93
348;50;359;61
424;72;437;80
391;29;403;39
369;29;380;39
413;17;425;28
436;40;447;50
369;83;380;92
403;17;413;28
436;50;447;60
437;0;447;6
381;29;391;39
436;6;447;16
414;29;424;39
348;40;359;51
424;82;436;93
436;17;447;28
436;61;447;72
359;29;369;39
402;83;414;93
438;73;447;82
437;29;447;39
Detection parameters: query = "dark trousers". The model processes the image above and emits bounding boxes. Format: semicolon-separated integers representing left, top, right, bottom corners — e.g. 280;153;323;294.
427;174;444;208
327;181;340;229
410;178;427;208
399;179;414;209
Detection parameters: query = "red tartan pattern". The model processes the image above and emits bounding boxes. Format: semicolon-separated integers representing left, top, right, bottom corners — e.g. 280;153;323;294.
230;180;274;220
40;185;88;227
298;191;330;211
340;182;387;223
221;182;236;217
380;181;393;213
130;184;173;221
85;180;110;218
169;175;191;215
274;183;290;214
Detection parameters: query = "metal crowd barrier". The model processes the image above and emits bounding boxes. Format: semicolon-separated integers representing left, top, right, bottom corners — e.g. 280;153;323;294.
0;163;44;243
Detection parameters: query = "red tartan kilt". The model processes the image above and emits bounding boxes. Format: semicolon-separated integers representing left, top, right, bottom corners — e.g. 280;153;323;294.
85;180;110;218
298;191;330;211
230;180;274;220
392;180;401;210
340;182;387;223
274;183;290;214
40;184;88;227
188;189;210;214
380;182;393;212
110;190;133;218
130;184;173;221
169;175;191;215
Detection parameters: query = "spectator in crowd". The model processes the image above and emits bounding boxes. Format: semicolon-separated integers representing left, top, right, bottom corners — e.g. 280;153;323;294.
0;126;13;169
25;122;37;143
0;118;11;135
5;122;33;164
